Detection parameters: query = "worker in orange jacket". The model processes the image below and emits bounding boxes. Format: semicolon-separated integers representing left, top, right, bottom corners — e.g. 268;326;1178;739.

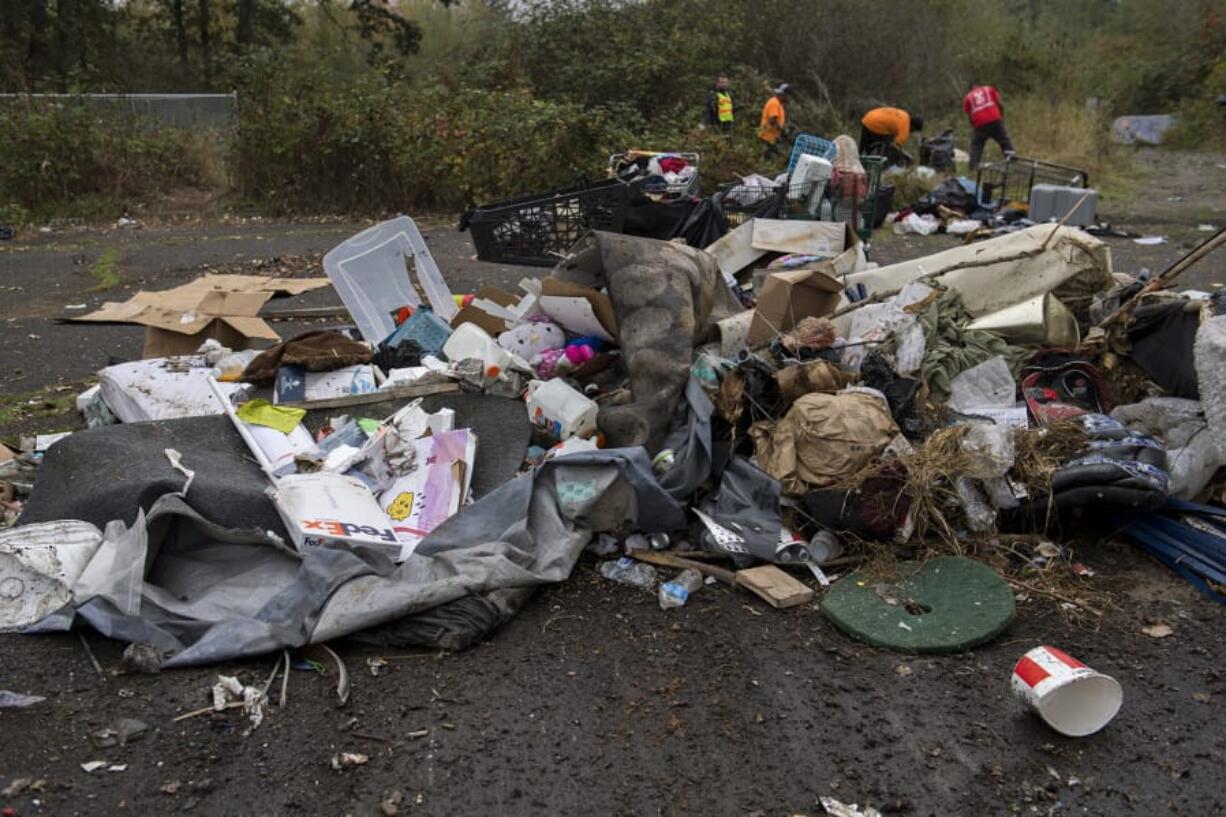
758;84;793;159
858;107;923;155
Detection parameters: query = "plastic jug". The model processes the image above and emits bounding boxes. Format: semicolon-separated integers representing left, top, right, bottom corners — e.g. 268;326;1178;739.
442;323;514;377
525;378;598;440
323;216;456;345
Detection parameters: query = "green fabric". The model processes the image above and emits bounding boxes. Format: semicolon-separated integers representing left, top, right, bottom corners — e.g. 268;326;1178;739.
821;555;1015;653
235;399;307;435
357;417;380;435
919;289;1031;401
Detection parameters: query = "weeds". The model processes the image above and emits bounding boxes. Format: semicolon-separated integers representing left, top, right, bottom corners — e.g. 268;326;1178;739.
88;247;120;291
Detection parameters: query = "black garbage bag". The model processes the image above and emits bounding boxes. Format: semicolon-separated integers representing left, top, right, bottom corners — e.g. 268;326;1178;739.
919;129;956;171
860;351;924;439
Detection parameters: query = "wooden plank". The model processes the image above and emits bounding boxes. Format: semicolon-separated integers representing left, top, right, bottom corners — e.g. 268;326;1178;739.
734;565;815;609
628;550;738;587
260;304;351;319
282;382;460;411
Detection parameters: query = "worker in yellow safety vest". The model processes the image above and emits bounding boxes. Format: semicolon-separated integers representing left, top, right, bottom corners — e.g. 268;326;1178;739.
703;72;734;137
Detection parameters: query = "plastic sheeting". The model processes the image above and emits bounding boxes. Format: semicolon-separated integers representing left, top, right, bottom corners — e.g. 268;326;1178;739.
28;449;685;666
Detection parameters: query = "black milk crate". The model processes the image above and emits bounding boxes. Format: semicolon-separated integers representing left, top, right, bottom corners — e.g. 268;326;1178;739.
463;178;629;267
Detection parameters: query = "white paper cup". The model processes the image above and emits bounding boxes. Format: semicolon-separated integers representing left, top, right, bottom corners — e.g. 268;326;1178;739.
1011;645;1123;737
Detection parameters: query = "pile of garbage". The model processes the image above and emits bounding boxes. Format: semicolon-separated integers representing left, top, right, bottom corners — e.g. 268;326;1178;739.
3;184;1226;710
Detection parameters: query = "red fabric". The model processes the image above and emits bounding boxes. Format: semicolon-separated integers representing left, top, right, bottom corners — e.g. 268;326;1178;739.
963;85;1003;128
658;157;688;174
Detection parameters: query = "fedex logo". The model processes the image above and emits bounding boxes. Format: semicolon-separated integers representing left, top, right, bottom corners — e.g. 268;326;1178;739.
301;518;398;543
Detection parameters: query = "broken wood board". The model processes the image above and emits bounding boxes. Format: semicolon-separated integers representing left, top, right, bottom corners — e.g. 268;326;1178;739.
735;565;815;609
281;382;460;411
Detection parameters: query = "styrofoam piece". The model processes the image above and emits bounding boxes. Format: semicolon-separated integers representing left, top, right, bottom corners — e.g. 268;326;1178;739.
324;216;457;345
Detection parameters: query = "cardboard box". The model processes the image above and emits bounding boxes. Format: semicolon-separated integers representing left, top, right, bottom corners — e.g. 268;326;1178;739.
450;287;521;335
70;274;331;358
747;263;846;348
538;278;619;342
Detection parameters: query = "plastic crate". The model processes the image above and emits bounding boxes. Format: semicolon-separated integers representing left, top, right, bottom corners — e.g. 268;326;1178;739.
463;178;629;268
719;179;823;228
384;306;453;356
824;155;886;241
608;151;701;198
786;134;838;175
976;156;1089;211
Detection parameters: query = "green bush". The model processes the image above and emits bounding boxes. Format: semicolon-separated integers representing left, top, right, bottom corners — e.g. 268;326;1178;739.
0;100;216;221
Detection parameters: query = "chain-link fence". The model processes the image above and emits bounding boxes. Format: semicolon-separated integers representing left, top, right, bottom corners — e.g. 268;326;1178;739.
0;93;237;131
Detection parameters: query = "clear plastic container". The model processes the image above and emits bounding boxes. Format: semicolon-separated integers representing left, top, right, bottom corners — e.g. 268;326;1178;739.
324;216;457;345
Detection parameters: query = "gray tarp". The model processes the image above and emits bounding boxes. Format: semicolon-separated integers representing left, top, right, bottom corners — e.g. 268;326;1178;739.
28;449;685;667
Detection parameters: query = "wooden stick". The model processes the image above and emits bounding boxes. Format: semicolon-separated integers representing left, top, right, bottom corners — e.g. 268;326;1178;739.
78;631;105;678
628;550;738;586
1008;578;1103;617
1098;226;1226;330
173;701;246;722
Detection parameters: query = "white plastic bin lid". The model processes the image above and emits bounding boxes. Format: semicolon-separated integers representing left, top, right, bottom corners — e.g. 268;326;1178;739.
324;216;457;345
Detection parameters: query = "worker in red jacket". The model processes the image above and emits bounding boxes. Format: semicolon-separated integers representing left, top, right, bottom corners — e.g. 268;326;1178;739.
963;83;1015;170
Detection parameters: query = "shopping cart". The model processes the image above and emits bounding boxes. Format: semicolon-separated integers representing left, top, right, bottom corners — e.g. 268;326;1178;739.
824;155;886;241
719;178;824;228
976;156;1089;211
608;150;701;199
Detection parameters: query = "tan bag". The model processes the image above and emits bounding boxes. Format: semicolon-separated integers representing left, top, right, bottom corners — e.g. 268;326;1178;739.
752;391;898;494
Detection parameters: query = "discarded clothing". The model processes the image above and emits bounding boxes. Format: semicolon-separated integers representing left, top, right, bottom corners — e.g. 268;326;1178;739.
919;289;1029;402
241;330;373;384
1126;300;1201;399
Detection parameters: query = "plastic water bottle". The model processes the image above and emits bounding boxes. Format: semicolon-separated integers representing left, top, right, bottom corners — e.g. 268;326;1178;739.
598;557;657;589
658;568;703;609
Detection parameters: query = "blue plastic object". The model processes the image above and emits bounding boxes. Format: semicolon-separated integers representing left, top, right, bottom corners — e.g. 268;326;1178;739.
1123;499;1226;605
787;134;838;175
383;307;453;356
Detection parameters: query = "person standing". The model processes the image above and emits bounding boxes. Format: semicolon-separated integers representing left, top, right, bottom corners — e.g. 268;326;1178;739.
758;83;791;159
704;72;734;136
858;107;923;155
963;83;1015;170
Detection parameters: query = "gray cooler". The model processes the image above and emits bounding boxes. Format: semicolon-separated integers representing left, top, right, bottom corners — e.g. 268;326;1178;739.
1029;184;1098;226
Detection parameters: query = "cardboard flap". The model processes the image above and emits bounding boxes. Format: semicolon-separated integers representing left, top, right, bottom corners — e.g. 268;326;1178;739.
539;278;619;341
751;220;850;256
451;287;521;334
222;315;281;340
